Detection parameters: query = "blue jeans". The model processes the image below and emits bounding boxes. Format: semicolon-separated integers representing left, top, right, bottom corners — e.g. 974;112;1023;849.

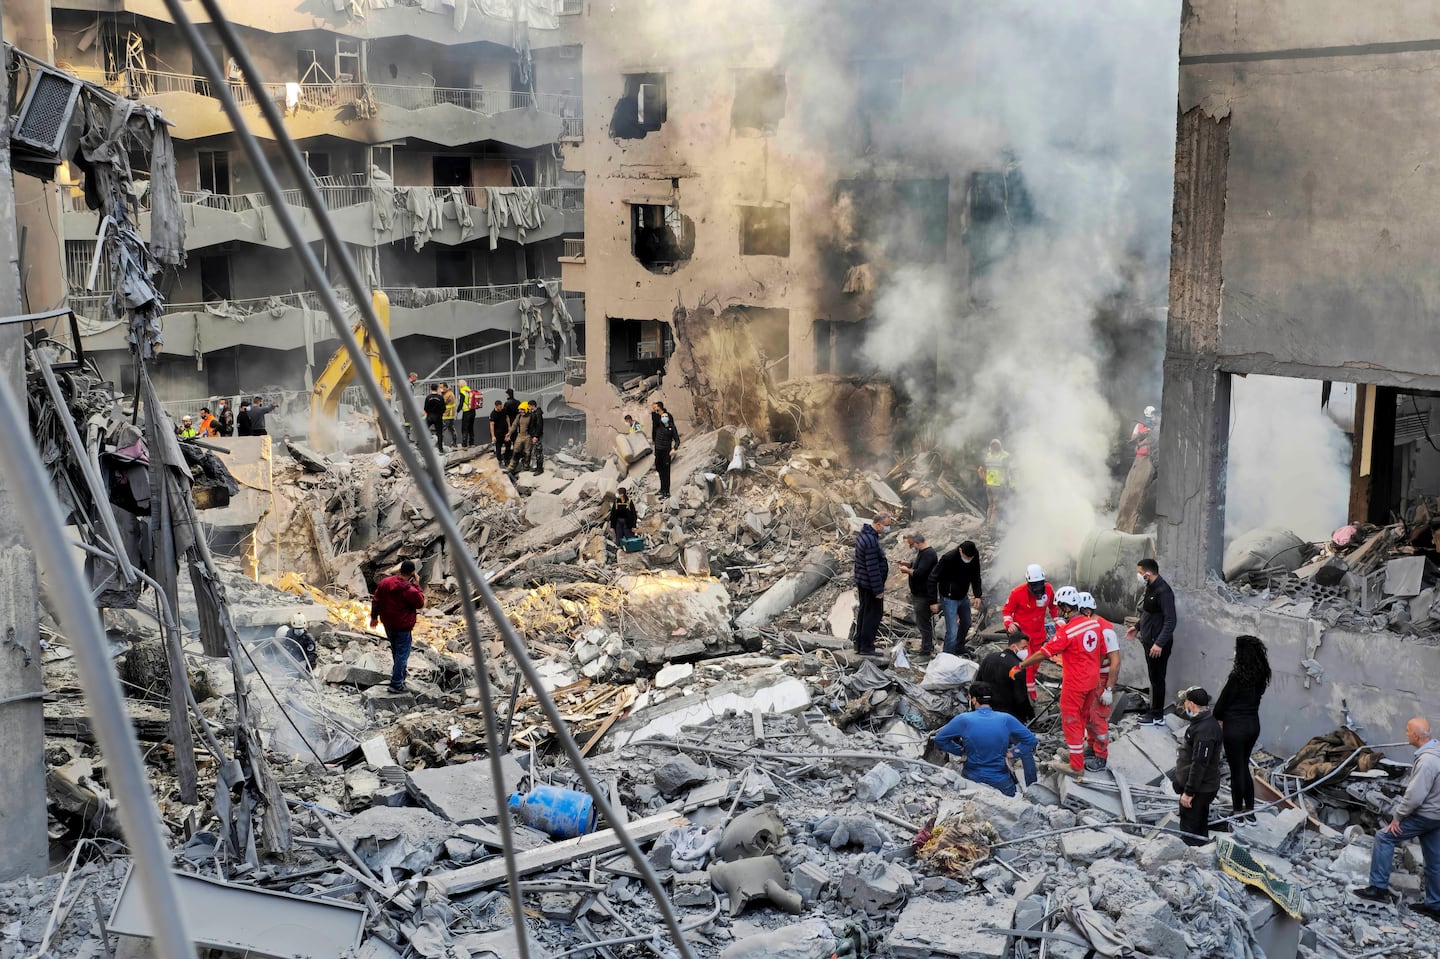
385;628;413;689
1369;813;1440;906
962;750;1036;797
941;597;973;655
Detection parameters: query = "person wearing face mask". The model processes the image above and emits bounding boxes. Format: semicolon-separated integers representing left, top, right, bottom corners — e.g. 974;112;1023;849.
1173;687;1223;845
1002;564;1059;700
930;540;982;656
1010;586;1104;779
652;411;681;499
977;630;1034;723
1127;558;1178;725
852;512;893;656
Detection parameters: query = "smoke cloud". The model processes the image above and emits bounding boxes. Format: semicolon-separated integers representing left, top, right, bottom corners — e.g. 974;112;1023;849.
852;1;1180;578
1225;375;1352;543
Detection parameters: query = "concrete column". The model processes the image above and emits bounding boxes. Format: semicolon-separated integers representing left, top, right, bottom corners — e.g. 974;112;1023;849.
0;10;52;881
1156;108;1232;590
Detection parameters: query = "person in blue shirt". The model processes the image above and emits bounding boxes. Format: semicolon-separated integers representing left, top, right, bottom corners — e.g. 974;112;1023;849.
933;681;1038;797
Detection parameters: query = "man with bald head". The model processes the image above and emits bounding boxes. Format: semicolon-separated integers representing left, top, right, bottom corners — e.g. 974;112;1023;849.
1355;717;1440;919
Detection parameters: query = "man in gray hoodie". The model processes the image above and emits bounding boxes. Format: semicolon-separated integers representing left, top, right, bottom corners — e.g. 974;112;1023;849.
1355;717;1440;919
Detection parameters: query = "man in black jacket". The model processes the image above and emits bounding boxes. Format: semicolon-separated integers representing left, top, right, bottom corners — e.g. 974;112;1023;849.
899;532;939;656
930;540;982;655
652;412;680;499
248;395;277;436
1173;687;1223;845
976;632;1034;723
1128;558;1177;725
424;384;447;452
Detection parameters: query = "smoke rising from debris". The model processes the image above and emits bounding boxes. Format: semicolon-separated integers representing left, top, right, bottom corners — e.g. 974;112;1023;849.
851;1;1180;578
1225;376;1352;544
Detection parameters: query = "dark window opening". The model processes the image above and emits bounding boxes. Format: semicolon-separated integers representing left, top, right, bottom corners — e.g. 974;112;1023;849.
732;71;786;134
435;250;472;288
814;319;865;375
433;155;472;188
197;150;229;195
739;204;790;257
199;255;232;302
304;151;331;179
968;168;1034;277
608;318;673;390
611;73;667;140
835;178;949;265
631;203;694;273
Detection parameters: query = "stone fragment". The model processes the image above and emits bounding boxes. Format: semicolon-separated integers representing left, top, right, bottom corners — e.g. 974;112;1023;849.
887;896;1007;958
673;870;712;907
1232;807;1308;853
332;806;454;873
405;755;526;823
717;919;834;959
1061;827;1126;864
1116;900;1187;959
655;662;694;688
856;762;902;801
654;756;710;798
790;862;830;903
1138;833;1188;870
837;852;914;913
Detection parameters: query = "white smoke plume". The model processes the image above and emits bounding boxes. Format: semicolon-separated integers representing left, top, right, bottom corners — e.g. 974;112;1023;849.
1225;375;1352;543
857;1;1180;579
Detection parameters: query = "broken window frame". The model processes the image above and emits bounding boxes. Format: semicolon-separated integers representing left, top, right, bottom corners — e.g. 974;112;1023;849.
738;204;791;257
630;202;694;273
731;69;786;135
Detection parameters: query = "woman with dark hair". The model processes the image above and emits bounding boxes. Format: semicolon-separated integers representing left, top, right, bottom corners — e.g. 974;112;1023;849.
1213;634;1272;822
609;488;638;545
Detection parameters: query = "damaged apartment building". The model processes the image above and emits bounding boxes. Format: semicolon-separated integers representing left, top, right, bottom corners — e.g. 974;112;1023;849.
1160;1;1440;750
46;0;586;434
558;0;1005;456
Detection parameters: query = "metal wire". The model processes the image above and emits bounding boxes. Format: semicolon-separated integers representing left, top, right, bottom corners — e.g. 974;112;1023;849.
159;5;698;956
0;370;195;959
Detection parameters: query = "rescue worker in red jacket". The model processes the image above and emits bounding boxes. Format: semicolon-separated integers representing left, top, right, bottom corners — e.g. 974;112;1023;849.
1010;586;1106;778
1077;591;1121;772
1002;564;1059;701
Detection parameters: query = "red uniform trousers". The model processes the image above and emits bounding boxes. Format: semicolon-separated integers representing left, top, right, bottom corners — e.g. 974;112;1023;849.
1088;675;1112;761
1025;633;1046;700
1059;684;1099;771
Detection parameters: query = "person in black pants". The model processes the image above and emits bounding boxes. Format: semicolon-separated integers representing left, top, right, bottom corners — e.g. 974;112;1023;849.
609;488;637;545
652;412;680;499
1174;687;1223;845
1214;634;1271;823
423;384;446;453
1128;557;1177;725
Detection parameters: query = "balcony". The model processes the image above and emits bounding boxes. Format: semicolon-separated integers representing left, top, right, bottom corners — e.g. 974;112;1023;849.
64;181;582;252
559;237;586;294
71;280;584;358
64;67;582;148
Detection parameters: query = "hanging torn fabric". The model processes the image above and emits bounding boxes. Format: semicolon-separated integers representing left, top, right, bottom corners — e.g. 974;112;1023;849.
485;186;546;250
146;122;187;267
444;186;475;242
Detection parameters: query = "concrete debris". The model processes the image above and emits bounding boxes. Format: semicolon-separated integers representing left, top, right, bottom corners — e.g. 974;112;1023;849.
836;852;915;913
888;896;1007;958
405;754;526;823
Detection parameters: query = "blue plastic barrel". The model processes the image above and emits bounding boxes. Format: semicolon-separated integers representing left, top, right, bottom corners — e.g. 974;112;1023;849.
508;785;596;839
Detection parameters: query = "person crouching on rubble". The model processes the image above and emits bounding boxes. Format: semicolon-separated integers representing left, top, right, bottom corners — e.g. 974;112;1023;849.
933;681;1037;797
1009;587;1104;779
276;613;318;672
609;488;638;545
1173;687;1223;846
370;560;425;694
1354;717;1440;920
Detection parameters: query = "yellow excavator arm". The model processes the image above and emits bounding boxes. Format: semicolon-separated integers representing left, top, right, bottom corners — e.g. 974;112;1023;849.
309;290;393;449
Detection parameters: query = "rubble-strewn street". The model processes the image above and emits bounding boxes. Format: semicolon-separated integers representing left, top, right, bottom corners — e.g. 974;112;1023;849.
4;418;1437;959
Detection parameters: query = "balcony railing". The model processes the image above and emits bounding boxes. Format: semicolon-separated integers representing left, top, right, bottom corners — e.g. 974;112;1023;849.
562;238;585;259
69;281;559;322
62;65;582;124
72;173;392;216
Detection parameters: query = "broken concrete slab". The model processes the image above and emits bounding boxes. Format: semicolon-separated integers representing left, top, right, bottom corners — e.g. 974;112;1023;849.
1116;899;1187;959
790;862;830;903
1384;556;1427;597
837;852;914;913
332;806;454;873
523;492;567;527
1061;827;1127;864
107;865;365;959
655;662;694;688
717;918;835;959
887;895;1008;958
405;754;526;824
1232;807;1308;853
606;675;811;750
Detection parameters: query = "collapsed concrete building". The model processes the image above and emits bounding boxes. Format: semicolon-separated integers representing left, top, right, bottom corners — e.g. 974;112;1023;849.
1161;1;1440;749
46;0;587;435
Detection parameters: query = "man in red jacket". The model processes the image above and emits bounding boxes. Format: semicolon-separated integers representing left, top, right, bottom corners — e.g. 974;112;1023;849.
1011;586;1105;778
370;560;425;693
1002;564;1059;701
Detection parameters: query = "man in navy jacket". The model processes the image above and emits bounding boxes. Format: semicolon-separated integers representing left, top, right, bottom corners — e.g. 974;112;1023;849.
853;513;893;656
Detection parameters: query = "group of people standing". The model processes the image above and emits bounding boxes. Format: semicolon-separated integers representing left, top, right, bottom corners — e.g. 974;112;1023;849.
176;396;276;439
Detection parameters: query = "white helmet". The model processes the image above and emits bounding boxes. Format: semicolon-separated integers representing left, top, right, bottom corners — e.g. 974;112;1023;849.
290;613;308;630
1025;564;1045;583
1055;586;1080;607
1144;405;1157;419
1076;592;1098;611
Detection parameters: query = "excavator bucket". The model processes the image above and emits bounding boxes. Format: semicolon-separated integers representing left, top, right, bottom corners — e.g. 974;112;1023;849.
308;290;392;451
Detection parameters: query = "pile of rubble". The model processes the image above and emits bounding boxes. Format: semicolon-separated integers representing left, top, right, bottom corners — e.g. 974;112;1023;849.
1222;513;1440;637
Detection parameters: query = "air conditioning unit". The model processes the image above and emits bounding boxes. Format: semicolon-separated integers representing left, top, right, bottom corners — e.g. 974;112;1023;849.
12;67;83;159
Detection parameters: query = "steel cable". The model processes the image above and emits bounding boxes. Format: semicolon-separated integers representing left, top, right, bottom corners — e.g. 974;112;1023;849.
157;4;698;955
